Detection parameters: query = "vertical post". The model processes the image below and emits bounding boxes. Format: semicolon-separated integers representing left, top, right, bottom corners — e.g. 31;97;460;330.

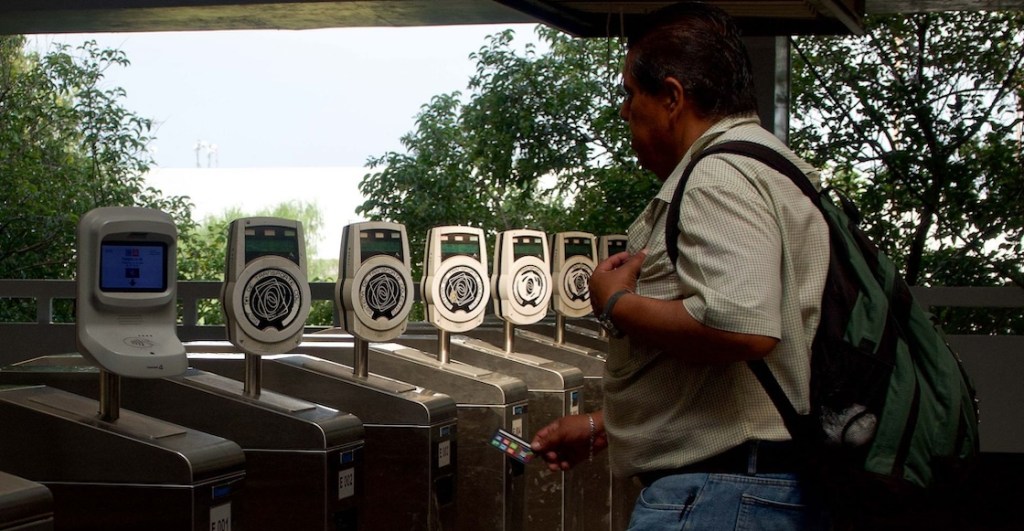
243;353;262;398
98;369;120;422
503;320;515;354
437;329;451;364
555;314;566;345
354;337;369;378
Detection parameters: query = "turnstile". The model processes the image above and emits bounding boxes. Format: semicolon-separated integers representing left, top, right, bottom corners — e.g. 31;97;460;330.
461;324;614;531
397;330;586;531
0;385;245;531
186;343;458;531
524;318;609;353
0;354;366;531
298;333;530;531
0;471;52;530
518;318;641;531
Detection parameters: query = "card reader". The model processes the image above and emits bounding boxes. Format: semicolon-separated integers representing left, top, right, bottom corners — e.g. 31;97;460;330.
221;217;311;355
491;229;552;326
421;226;490;333
76;207;186;378
337;221;414;342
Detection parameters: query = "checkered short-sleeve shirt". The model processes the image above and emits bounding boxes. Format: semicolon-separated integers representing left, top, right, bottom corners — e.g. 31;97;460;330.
602;115;829;478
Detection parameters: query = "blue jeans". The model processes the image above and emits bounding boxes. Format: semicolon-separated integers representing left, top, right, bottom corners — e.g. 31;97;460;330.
627;472;830;531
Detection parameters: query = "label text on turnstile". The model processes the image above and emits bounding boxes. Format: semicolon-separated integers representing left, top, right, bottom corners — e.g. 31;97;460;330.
338;468;355;500
210;503;231;531
570;390;581;415
438;440;451;468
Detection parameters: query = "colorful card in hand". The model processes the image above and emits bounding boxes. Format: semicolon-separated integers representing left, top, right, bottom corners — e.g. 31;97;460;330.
490;428;534;464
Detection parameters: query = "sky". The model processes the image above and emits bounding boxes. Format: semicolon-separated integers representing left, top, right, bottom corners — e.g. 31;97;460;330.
30;24;542;258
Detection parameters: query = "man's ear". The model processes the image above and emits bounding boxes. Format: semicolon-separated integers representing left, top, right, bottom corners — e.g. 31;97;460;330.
663;76;686;116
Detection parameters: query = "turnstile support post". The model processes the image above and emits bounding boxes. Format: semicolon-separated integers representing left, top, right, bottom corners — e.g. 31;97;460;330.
503;321;515;354
98;369;120;421
555;314;566;345
353;337;369;378
437;330;451;364
244;353;262;398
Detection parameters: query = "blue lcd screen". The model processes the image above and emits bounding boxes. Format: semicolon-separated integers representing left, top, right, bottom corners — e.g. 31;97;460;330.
99;242;168;292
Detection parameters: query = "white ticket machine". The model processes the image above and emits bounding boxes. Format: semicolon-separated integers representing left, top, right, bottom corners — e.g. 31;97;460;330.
550;231;597;320
598;234;628;262
76;207;186;379
422;226;490;335
222;217;311;356
337;222;414;346
491;230;552;328
0;207;246;530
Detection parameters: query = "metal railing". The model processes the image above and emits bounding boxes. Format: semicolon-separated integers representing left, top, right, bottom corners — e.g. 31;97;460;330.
2;279;1023;453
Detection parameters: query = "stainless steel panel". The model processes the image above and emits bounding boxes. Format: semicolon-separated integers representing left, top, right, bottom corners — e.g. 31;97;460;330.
398;334;587;531
0;356;365;531
0;471;52;531
302;334;530;531
0;386;245;530
186;349;458;531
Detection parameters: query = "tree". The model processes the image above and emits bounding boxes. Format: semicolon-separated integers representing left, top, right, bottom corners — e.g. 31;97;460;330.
791;11;1024;290
1;36;194;282
357;27;657;279
1;36;193;322
791;11;1024;333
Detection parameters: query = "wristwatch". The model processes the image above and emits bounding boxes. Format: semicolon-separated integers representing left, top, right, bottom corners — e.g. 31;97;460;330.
598;289;630;339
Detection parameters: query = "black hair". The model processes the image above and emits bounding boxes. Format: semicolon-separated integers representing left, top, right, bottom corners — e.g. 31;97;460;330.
626;2;758;119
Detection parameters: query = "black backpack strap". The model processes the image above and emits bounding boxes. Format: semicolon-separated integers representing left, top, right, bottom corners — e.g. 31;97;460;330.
664;140;821;439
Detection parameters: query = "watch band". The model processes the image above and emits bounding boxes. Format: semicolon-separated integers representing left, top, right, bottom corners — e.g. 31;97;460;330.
599;289;630;338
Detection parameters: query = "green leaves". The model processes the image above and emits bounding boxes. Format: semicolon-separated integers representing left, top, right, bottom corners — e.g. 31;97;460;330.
1;36;192;281
357;26;654;278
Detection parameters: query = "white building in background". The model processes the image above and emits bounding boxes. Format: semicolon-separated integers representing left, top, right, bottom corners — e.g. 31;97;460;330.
144;166;368;260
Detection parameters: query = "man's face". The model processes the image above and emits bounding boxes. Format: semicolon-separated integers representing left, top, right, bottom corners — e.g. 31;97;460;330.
619;52;674;180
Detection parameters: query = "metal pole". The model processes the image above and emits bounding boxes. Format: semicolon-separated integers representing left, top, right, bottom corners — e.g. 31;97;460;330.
555;314;566;345
98;369;120;422
243;353;262;398
354;337;369;378
503;320;515;354
437;329;451;364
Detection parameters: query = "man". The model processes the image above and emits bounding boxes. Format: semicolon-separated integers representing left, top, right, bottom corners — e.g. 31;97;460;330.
530;2;831;529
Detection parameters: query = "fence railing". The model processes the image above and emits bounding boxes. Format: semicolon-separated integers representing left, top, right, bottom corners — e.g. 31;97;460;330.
2;279;1022;453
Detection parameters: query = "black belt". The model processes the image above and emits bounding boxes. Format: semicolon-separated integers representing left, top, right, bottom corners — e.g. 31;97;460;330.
637;440;803;486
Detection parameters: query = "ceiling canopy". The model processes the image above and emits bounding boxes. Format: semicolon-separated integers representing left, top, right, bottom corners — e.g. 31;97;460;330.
0;1;1020;37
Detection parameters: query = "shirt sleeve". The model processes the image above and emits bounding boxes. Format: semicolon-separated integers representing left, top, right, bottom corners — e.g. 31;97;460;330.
677;158;783;339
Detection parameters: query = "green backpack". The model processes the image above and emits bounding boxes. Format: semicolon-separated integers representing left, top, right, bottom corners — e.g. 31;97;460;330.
666;140;980;508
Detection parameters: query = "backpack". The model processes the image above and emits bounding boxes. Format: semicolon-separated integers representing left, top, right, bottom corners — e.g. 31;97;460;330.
665;140;980;514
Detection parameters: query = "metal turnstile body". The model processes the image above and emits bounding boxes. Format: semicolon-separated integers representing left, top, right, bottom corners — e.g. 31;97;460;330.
185;344;458;531
464;325;617;531
0;385;245;531
0;354;366;531
524;319;609;352
398;331;585;531
0;471;53;530
299;332;529;531
517;319;642;531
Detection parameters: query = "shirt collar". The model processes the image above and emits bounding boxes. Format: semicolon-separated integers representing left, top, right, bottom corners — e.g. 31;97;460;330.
654;113;761;203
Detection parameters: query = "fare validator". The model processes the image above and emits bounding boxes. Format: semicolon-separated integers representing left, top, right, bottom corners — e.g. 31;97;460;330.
421;226;490;360
77;207;187;382
491;229;552;341
598;234;628;262
221;217;311;395
337;221;414;374
550;232;597;318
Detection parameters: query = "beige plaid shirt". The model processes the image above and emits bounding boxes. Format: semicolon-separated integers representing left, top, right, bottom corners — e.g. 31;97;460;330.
603;114;829;478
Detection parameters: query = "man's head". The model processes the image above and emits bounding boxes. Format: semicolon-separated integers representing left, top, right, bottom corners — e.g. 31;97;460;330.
619;2;757;179
626;2;757;121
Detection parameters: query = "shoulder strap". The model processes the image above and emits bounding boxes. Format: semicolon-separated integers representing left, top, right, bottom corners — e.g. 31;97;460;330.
664;140;821;439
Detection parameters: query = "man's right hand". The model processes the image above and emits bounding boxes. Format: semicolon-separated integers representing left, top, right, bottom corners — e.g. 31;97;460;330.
530;412;607;472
